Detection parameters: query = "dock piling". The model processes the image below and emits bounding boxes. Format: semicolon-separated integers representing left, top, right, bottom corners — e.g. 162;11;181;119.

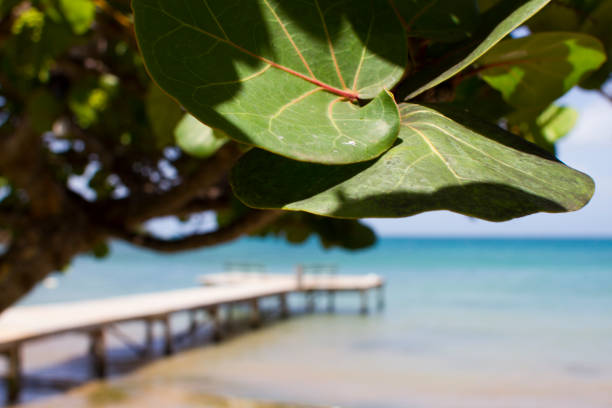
306;291;315;313
225;303;235;332
188;310;199;336
5;344;22;405
88;328;107;378
162;315;174;356
144;318;155;356
327;290;335;313
209;306;224;342
279;293;289;318
360;290;369;315
249;299;261;328
377;285;385;311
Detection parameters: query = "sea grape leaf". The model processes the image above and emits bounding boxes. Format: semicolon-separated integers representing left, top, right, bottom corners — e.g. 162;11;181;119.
58;0;96;34
477;32;606;109
398;0;551;100
0;0;20;18
231;104;594;222
445;76;513;124
508;104;578;153
132;0;406;164
581;2;612;88
523;0;612;90
174;114;228;159
571;1;612;89
535;105;578;145
26;89;62;133
389;0;479;42
256;212;376;250
145;83;183;148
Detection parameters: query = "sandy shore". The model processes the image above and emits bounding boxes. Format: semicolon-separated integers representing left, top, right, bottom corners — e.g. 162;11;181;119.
20;381;318;408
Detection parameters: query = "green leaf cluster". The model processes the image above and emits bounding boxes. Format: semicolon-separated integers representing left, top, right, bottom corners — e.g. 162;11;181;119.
133;0;606;222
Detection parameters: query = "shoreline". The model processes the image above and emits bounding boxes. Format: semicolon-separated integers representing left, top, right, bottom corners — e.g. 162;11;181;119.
6;311;612;408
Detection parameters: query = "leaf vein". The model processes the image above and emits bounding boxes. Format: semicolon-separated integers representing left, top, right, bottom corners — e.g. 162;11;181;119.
262;0;316;78
410;120;551;185
314;0;347;90
403;123;465;184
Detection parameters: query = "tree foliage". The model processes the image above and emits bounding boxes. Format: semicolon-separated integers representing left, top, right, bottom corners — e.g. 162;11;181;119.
0;0;609;311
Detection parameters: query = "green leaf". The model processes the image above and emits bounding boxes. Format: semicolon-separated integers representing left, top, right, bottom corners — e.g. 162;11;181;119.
145;83;183;148
576;1;612;89
0;0;21;19
478;32;606;109
58;0;96;34
508;104;578;153
390;0;479;42
231;104;594;222
26;89;62;133
174;114;228;159
398;0;551;100
91;241;110;259
257;212;376;250
132;0;406;164
523;0;612;90
536;105;578;145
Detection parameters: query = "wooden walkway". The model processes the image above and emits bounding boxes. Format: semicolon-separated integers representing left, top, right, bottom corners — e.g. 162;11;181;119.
0;272;384;404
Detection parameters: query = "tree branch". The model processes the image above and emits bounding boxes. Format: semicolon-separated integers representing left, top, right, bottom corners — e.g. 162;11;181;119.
115;142;243;225
599;89;612;105
114;209;282;253
0;118;67;217
0;216;102;312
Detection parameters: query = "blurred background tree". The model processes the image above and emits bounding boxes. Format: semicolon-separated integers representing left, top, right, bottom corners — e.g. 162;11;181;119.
0;0;609;311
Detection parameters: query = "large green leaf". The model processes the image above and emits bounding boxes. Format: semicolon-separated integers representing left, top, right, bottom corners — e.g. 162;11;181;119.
579;0;612;88
525;0;612;89
478;32;606;109
397;0;550;100
231;104;594;221
132;0;406;164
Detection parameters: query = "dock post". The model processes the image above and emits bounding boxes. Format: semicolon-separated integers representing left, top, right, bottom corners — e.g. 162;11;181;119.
209;306;224;342
279;293;289;318
5;345;22;405
377;285;385;312
359;290;369;315
188;309;199;337
225;303;234;332
249;299;261;328
89;328;107;378
306;291;315;313
162;315;174;356
144;318;155;356
327;290;335;313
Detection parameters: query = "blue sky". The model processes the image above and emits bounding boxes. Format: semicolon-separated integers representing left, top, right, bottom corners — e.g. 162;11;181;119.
366;85;612;237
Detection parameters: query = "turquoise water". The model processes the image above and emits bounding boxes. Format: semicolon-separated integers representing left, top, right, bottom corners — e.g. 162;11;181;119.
23;237;612;313
18;238;612;407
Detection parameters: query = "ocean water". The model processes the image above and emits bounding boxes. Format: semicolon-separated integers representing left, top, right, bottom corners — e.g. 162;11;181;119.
15;238;612;407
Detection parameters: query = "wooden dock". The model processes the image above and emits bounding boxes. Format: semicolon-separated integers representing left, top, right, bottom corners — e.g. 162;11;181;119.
0;272;384;404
